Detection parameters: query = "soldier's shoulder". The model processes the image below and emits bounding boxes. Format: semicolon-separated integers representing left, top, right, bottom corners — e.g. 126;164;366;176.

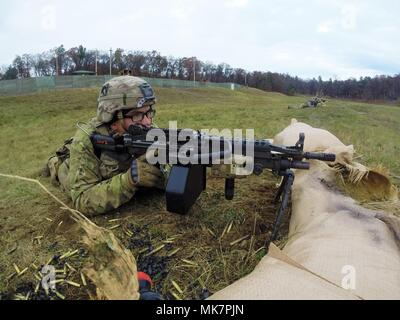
72;118;108;146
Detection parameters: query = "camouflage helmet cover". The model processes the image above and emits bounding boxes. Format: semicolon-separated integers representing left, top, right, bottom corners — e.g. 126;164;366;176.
97;76;156;123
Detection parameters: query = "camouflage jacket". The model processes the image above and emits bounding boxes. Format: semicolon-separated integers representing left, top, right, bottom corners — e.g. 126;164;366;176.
58;118;140;216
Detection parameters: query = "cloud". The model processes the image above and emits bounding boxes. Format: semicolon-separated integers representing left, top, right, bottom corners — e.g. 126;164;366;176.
317;22;333;33
224;0;249;8
170;0;194;22
0;0;399;80
273;51;291;61
41;5;57;31
341;4;358;30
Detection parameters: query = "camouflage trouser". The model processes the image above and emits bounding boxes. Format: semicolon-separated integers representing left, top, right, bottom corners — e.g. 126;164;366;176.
47;156;70;192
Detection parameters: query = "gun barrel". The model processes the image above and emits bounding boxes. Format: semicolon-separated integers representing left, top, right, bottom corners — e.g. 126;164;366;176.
290;161;310;170
304;152;336;162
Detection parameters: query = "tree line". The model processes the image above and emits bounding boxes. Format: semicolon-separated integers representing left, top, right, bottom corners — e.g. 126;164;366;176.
1;45;399;101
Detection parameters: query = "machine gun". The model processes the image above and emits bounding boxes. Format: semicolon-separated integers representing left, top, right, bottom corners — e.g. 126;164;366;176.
91;125;335;242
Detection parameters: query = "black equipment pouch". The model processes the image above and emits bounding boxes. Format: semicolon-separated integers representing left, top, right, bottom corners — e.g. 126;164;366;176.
56;137;73;161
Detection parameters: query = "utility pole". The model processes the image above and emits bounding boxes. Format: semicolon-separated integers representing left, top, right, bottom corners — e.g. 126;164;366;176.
109;48;113;76
55;54;58;76
245;72;247;87
193;56;196;86
95;50;98;76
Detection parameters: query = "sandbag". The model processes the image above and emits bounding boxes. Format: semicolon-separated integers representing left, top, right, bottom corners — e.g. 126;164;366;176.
286;164;400;300
210;119;400;300
209;250;359;300
274;119;346;152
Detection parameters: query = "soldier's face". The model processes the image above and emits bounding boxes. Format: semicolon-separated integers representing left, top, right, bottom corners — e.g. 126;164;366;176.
123;106;153;130
111;106;153;134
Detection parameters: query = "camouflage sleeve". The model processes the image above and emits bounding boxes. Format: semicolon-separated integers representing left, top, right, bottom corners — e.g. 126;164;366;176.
68;128;137;216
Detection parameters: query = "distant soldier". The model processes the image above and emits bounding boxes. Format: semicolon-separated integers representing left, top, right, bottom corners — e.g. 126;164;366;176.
44;76;166;216
307;97;318;108
307;97;327;108
288;96;327;110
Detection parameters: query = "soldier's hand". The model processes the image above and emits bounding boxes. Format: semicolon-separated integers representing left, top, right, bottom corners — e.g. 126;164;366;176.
130;156;165;189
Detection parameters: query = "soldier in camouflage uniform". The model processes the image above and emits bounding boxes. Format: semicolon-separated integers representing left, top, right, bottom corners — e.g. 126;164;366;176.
304;97;326;108
46;76;165;216
288;97;327;109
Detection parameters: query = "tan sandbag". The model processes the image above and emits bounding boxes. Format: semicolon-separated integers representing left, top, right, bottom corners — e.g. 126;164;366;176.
209;254;359;300
273;119;346;152
282;121;400;299
286;164;400;300
211;119;400;300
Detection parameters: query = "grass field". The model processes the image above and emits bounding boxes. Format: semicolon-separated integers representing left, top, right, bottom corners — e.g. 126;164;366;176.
0;86;399;300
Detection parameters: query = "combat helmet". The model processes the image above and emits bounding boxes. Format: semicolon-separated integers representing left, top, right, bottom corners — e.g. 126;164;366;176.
97;76;156;123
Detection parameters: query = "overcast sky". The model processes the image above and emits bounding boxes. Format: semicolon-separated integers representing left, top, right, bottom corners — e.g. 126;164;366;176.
1;0;399;80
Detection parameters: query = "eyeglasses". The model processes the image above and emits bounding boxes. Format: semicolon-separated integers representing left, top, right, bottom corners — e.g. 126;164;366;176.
125;108;156;121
